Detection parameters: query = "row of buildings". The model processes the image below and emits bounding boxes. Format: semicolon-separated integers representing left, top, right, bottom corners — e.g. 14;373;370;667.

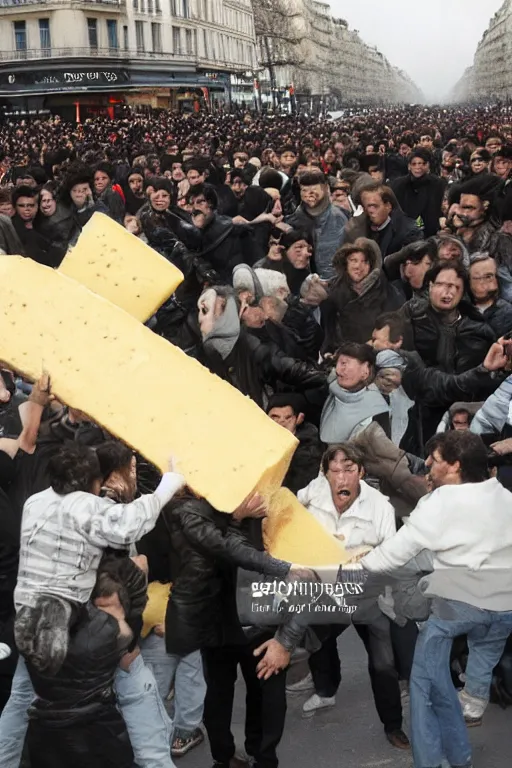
256;1;421;112
451;0;512;102
0;0;420;120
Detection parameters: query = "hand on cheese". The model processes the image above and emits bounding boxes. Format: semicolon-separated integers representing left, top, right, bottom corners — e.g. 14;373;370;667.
264;487;353;567
59;213;183;322
0;257;297;513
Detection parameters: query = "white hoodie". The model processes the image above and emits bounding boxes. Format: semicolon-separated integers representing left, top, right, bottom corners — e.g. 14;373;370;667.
362;478;512;611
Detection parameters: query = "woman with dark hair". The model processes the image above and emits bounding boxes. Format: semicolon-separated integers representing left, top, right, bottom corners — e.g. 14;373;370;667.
35;182;77;256
92;161;125;223
123;167;146;216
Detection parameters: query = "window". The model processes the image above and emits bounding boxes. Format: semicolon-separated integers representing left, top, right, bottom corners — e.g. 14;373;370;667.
107;19;119;50
13;21;27;55
147;0;153;12
185;28;193;54
172;26;181;54
203;28;209;58
133;0;138;10
151;22;162;52
170;0;177;15
39;18;51;55
135;20;145;52
88;18;98;50
155;0;161;12
182;0;189;18
123;25;129;50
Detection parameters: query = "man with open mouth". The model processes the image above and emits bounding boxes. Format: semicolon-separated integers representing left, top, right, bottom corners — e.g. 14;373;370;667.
287;443;410;751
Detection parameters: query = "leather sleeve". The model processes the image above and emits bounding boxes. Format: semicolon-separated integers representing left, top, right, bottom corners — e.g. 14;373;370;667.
178;502;290;579
402;353;500;408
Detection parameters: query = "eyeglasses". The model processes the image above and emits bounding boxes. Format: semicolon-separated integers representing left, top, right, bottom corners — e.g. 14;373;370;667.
17;203;36;208
471;272;497;283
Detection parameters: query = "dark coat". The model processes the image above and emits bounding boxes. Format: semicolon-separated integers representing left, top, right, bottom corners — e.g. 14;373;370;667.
282;422;324;494
322;241;404;350
401;297;496;374
138;495;290;656
344;209;423;258
202;330;325;410
481;298;512;337
391;174;445;238
35;203;78;256
0;214;25;255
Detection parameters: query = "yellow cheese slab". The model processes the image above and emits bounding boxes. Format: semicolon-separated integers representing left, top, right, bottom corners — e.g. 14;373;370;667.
59;212;184;322
265;488;352;567
0;257;297;512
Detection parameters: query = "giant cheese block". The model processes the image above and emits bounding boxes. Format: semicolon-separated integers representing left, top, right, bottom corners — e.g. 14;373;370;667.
0;257;297;512
59;213;183;322
265;488;352;567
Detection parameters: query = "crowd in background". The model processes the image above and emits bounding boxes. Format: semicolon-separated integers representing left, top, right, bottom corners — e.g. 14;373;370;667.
0;103;512;768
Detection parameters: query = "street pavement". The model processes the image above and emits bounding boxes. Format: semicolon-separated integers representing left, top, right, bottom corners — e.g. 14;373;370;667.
182;627;510;768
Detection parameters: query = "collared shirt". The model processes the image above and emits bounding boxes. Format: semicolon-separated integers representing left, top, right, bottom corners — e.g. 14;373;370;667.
297;475;396;549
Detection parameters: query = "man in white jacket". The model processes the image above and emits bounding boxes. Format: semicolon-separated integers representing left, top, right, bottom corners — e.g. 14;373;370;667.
288;443;410;750
361;431;512;768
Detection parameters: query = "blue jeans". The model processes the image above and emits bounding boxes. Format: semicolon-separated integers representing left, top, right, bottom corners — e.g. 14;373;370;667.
410;598;512;768
0;654;175;768
140;632;206;736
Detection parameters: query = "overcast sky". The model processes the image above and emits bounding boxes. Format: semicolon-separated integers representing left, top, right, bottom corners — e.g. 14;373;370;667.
329;0;505;102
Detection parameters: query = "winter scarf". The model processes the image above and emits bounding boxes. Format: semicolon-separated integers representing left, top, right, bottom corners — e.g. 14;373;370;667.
319;373;389;444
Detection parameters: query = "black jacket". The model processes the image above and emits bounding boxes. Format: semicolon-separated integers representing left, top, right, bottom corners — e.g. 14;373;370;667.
480;298;512;337
282;422;324;494
401;298;496;374
391;174;445;238
138;495;290;656
202;330;325;410
344;209;423;258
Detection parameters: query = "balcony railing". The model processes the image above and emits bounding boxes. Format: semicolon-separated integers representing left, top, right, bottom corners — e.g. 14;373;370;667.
0;46;253;70
0;0;126;9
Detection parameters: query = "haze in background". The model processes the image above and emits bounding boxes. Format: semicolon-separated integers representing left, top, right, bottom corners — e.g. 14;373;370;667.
329;0;504;102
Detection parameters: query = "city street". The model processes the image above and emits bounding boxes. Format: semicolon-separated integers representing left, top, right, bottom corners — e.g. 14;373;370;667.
182;628;510;768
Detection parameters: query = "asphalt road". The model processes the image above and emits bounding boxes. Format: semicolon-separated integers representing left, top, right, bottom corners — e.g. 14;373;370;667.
181;627;511;768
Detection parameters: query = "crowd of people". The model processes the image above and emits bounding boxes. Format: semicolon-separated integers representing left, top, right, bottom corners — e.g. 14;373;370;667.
0;102;512;768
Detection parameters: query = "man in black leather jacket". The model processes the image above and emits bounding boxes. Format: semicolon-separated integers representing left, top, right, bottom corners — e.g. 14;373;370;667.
198;286;326;414
138;491;310;768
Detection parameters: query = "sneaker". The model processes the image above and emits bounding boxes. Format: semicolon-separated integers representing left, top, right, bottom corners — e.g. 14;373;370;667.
171;727;204;756
302;693;336;714
458;689;486;727
286;672;315;694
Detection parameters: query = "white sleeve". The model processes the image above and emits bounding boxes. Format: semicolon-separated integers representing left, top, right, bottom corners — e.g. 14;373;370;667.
362;496;439;573
377;501;397;543
79;472;185;549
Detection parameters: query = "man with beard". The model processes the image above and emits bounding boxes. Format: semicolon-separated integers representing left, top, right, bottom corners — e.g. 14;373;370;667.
361;430;512;768
287;444;410;750
469;253;512;336
447;174;512;301
286;171;348;281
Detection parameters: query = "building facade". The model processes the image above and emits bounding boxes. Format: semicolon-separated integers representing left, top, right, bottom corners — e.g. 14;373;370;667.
0;0;257;118
450;0;512;102
255;0;422;110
